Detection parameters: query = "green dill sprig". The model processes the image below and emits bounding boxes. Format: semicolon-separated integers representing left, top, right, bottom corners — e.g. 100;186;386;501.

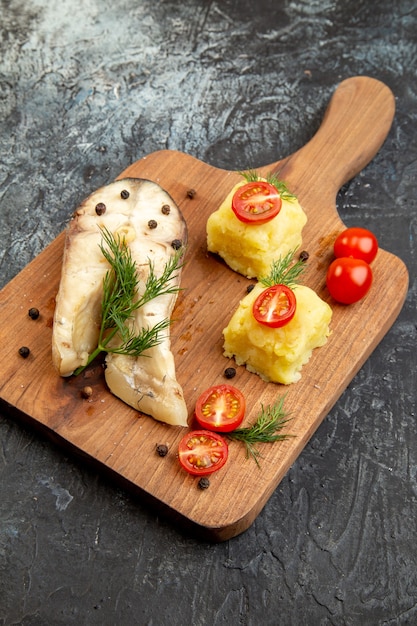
239;169;296;202
239;169;260;183
266;172;296;202
259;249;306;289
106;318;172;357
136;252;185;308
227;397;293;466
73;228;183;375
99;227;139;334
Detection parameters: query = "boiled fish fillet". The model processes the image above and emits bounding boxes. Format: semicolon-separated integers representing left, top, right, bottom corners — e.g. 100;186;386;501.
52;178;188;427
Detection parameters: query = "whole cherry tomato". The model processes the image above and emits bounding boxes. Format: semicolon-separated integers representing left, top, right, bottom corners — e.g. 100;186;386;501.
232;181;282;224
326;257;373;304
252;284;296;327
334;227;378;264
178;430;229;476
195;384;245;432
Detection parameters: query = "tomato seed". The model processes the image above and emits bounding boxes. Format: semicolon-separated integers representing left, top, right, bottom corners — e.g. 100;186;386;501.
80;386;93;399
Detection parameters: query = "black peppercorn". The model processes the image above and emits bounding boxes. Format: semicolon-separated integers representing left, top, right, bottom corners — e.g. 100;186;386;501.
224;367;236;379
198;477;210;490
156;443;169;457
148;219;158;229
120;189;130;199
299;250;309;262
246;284;255;293
186;188;196;199
161;204;170;215
28;307;40;320
18;346;30;358
95;202;106;215
171;239;182;250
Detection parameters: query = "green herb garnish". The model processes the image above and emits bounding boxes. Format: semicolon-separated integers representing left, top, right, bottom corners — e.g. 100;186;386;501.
227;397;293;466
239;169;296;202
259;249;306;289
74;227;183;375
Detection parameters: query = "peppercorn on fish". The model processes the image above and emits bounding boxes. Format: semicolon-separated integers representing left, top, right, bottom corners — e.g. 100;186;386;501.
52;178;189;427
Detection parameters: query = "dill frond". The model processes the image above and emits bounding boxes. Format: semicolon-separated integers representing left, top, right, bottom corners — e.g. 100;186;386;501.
259;249;306;288
73;228;183;375
227;397;293;466
238;170;297;201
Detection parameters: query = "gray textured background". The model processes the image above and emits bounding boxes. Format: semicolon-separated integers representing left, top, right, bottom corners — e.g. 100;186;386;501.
1;0;416;624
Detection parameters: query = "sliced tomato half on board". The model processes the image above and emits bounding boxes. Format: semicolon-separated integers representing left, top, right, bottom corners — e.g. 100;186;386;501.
194;384;245;433
178;430;229;476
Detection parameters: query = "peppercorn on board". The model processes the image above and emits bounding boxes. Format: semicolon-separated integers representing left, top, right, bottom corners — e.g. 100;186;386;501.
0;77;409;541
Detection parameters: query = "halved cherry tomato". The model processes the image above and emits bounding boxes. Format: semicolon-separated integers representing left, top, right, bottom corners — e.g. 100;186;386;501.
326;257;373;304
195;384;246;432
334;227;378;264
178;430;228;476
252;284;296;328
231;181;282;224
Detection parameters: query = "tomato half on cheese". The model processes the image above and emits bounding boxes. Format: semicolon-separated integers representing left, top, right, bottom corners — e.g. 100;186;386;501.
178;430;229;476
253;284;296;328
195;384;246;432
231;181;282;224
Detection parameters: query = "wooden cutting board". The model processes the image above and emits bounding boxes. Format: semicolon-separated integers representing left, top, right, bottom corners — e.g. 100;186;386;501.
0;76;409;541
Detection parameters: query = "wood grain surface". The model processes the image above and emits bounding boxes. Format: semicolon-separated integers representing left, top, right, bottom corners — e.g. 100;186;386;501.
0;76;408;540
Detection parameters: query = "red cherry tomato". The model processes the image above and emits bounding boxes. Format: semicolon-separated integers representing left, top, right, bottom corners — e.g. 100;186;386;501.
334;227;378;264
232;181;282;224
178;430;228;476
252;284;296;328
195;384;246;432
326;257;373;304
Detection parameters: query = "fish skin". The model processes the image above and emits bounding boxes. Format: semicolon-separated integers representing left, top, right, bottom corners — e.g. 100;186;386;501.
52;177;188;427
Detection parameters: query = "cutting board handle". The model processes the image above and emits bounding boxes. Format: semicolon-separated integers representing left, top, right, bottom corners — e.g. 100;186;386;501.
273;76;395;203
